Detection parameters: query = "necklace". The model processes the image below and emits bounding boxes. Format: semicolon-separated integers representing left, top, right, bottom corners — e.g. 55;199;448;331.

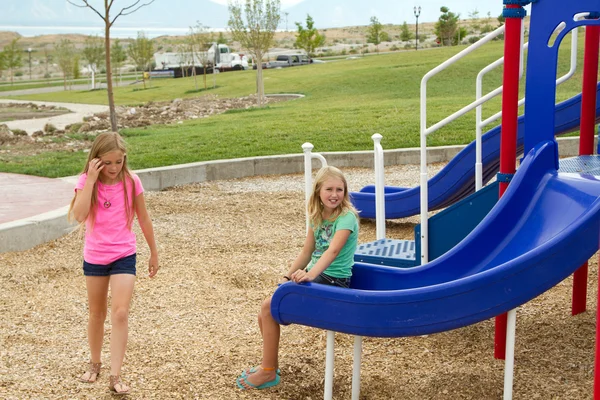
101;184;114;209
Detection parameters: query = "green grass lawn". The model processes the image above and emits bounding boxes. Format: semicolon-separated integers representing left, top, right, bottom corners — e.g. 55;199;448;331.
0;35;590;178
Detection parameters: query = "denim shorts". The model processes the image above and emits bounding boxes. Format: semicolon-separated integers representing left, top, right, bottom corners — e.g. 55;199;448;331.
312;272;351;288
83;253;137;277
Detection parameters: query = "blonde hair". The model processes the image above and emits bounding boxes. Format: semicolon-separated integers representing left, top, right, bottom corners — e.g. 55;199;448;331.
68;132;136;230
307;166;358;228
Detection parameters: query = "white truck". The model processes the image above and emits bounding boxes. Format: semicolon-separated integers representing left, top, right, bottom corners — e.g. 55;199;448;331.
153;43;248;74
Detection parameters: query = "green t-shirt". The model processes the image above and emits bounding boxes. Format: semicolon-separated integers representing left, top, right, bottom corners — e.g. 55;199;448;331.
306;211;359;278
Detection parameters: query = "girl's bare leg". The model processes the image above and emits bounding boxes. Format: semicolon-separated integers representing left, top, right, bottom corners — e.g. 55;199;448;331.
108;274;136;392
243;296;279;387
81;276;109;381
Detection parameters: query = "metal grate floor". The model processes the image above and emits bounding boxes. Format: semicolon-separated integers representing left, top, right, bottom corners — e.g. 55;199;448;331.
355;239;416;267
559;155;600;175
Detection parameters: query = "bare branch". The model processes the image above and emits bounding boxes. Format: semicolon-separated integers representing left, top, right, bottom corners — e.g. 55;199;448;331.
66;0;106;23
110;0;155;26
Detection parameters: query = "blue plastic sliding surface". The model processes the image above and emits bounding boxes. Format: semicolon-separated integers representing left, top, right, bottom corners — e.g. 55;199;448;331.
351;85;600;219
272;141;600;337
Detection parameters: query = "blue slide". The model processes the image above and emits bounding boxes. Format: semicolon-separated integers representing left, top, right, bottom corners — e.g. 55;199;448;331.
351;84;600;219
272;141;600;337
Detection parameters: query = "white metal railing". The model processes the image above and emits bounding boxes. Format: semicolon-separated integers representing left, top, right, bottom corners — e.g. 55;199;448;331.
419;24;507;264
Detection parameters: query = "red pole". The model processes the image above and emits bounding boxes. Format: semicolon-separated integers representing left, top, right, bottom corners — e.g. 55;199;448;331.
572;25;600;316
495;5;523;360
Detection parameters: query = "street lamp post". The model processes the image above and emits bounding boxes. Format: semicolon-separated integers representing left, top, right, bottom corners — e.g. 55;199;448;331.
27;48;32;80
413;6;421;50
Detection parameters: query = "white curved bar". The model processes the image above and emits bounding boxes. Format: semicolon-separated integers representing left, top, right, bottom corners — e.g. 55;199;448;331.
302;143;327;233
372;133;386;240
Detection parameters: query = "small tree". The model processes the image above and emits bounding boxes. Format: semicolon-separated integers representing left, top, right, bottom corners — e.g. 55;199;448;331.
55;39;76;90
294;14;325;58
128;31;154;89
111;39;127;86
366;16;385;52
82;35;105;89
400;21;414;42
67;0;156;131
435;6;460;46
468;8;481;32
3;39;23;85
43;47;52;79
189;23;214;90
228;0;280;107
216;32;228;45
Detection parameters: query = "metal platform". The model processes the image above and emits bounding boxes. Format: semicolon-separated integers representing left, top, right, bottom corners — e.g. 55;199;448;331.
354;239;416;268
559;155;600;175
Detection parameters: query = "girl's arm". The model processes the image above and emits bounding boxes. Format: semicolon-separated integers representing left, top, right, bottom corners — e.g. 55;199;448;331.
282;227;315;281
72;159;103;222
291;229;351;283
135;192;159;277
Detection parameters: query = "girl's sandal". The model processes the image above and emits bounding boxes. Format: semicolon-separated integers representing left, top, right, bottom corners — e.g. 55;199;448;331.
108;375;130;396
78;361;102;383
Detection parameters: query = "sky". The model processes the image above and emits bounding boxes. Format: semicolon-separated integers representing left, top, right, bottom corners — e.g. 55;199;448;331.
0;0;508;38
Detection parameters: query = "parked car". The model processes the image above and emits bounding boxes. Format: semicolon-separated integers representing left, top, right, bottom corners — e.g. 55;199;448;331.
253;54;311;69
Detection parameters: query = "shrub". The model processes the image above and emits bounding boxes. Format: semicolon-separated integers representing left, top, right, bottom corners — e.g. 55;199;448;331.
44;123;57;134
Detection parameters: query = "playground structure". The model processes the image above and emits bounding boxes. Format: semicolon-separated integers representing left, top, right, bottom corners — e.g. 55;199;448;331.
271;1;600;400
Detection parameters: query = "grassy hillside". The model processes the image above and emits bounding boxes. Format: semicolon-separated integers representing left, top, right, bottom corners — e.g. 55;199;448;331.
0;32;587;178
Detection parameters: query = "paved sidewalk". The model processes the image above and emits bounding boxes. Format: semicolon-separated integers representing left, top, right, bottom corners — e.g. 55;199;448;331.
0;173;75;225
0;99;109;134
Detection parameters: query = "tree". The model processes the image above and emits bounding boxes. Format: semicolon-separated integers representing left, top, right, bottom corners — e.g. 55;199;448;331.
189;23;214;90
3;38;23;85
82;35;105;89
111;39;127;86
400;21;414;42
468;8;481;32
434;6;460;46
0;51;5;79
67;0;156;132
366;16;385;52
294;14;325;58
55;39;76;90
216;32;228;45
127;31;154;89
228;0;281;107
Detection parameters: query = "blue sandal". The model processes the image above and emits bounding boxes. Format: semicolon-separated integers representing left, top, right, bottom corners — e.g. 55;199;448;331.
236;366;281;390
241;366;281;377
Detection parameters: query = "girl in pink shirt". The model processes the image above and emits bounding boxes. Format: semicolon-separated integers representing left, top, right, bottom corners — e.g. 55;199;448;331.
68;132;159;396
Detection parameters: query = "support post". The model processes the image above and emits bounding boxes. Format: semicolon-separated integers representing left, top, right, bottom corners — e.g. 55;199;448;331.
324;331;335;400
351;336;362;400
495;3;524;360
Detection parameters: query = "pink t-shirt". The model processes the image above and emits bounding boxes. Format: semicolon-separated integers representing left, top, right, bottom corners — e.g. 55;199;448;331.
75;173;144;265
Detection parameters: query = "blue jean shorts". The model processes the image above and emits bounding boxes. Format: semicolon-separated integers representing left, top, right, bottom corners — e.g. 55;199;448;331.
312;272;351;288
83;253;137;277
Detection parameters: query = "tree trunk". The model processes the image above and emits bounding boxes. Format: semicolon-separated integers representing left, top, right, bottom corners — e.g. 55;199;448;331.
104;7;118;132
256;51;264;107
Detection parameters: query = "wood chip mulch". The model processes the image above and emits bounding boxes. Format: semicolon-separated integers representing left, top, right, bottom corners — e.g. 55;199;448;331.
0;168;596;399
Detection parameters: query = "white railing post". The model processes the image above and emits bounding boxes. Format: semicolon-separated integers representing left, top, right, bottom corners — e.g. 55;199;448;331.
324;330;335;400
503;309;517;400
302;143;327;233
372;133;386;240
351;335;363;400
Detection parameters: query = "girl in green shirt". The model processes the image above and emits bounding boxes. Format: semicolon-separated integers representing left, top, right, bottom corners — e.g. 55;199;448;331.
237;166;359;390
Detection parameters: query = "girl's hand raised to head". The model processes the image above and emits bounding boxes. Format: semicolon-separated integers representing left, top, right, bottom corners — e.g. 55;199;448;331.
87;158;104;183
291;269;314;283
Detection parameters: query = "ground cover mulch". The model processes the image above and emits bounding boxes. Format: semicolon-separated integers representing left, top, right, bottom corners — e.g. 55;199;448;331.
0;167;597;399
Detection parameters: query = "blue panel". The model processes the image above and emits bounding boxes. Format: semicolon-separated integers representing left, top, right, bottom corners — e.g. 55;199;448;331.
272;141;600;337
415;181;500;262
351;85;600;219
